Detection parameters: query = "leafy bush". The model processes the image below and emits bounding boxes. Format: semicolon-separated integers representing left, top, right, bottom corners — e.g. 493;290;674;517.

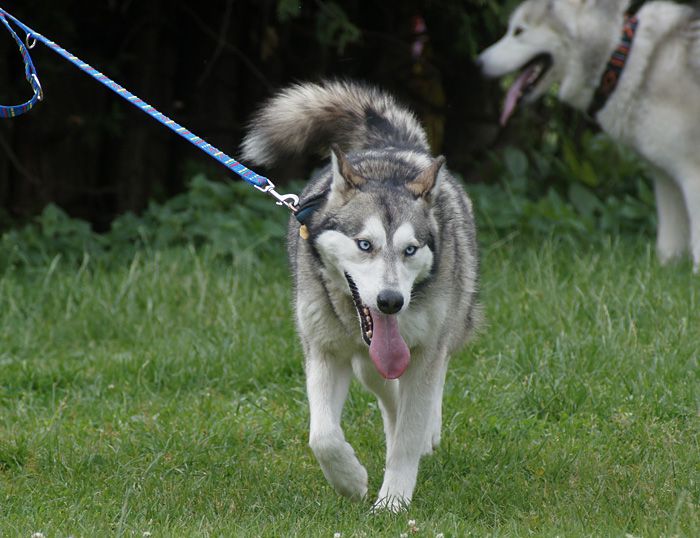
0;204;107;269
0;174;289;270
472;132;657;239
276;0;360;53
1;128;658;273
111;174;289;256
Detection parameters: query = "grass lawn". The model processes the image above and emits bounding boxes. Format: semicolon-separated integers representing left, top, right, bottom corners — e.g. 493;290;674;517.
1;233;698;536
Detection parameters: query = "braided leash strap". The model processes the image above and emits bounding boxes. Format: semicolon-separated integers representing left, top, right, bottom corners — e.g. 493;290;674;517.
0;7;299;211
0;12;42;117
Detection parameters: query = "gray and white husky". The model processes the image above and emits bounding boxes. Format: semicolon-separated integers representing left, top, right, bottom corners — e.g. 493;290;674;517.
478;0;700;272
241;81;479;510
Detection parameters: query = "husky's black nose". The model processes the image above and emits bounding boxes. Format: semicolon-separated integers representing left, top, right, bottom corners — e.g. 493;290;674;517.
377;290;404;315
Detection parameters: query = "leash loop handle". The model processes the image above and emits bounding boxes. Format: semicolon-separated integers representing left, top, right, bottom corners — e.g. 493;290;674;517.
0;6;300;213
0;10;43;117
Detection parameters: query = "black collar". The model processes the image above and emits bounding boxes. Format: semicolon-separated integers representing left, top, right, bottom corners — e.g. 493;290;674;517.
295;192;327;227
587;14;640;119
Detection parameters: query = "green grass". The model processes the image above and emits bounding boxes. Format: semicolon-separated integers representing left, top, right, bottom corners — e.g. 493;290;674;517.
1;234;698;537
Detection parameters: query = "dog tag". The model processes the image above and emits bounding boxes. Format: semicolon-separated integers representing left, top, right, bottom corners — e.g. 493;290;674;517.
299;224;309;240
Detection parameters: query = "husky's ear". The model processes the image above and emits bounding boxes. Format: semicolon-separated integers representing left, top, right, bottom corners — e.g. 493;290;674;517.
330;144;365;198
406;156;446;200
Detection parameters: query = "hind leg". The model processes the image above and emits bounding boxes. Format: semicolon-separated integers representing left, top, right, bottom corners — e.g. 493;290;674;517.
677;174;700;273
653;173;690;264
306;350;368;499
352;355;399;454
427;355;449;453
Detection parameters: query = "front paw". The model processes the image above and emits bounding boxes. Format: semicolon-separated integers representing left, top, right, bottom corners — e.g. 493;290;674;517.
311;437;368;500
371;493;410;513
331;460;368;500
372;480;412;513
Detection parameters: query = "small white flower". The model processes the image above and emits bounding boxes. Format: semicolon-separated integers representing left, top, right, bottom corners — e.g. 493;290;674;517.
400;534;408;538
31;533;45;538
407;519;419;533
143;532;152;538
436;534;445;538
334;533;342;538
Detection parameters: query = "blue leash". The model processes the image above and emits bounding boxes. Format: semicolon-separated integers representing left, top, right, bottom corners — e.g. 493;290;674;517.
0;11;42;117
0;6;299;212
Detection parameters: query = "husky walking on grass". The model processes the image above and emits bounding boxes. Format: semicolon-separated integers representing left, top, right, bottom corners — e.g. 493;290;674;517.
241;80;480;511
478;0;700;272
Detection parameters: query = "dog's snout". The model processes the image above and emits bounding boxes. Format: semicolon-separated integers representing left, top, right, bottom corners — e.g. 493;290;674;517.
377;289;404;315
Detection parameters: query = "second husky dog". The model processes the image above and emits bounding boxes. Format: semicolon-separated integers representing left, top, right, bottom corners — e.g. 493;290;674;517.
241;81;479;510
478;0;700;272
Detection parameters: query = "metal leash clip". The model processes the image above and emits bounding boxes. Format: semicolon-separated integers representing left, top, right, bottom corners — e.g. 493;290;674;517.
254;179;299;213
25;32;37;49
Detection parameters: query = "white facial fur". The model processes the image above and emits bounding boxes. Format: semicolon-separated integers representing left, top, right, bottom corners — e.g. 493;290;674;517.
316;217;434;312
478;0;565;101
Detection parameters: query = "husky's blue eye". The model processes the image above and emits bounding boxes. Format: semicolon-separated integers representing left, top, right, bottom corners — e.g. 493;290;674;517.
404;245;418;256
357;239;372;252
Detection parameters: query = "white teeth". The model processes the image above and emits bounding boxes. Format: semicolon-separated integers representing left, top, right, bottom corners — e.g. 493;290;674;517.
366;330;373;339
527;66;542;85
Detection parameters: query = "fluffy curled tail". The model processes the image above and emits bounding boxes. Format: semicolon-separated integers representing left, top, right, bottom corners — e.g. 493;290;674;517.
240;80;429;167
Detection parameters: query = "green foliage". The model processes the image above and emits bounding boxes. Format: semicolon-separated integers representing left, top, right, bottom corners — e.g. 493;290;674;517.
472;133;656;238
276;0;301;23
1;142;657;274
453;0;521;56
276;0;361;54
0;204;107;269
0;174;289;271
315;2;361;54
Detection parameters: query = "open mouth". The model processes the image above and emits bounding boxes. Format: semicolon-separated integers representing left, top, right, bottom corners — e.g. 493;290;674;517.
500;53;553;126
346;272;373;345
345;273;410;380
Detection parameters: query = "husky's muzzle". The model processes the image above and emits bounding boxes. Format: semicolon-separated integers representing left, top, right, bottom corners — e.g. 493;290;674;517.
345;273;411;379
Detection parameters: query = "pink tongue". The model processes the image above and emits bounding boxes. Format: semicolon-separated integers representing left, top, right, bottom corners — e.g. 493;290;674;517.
369;309;410;379
500;66;535;126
